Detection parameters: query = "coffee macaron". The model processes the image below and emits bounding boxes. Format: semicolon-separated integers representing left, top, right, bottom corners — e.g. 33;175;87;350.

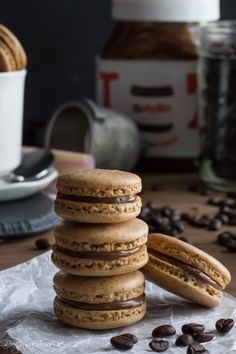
54;169;142;223
51;218;149;276
0;24;27;71
53;270;146;330
144;234;231;307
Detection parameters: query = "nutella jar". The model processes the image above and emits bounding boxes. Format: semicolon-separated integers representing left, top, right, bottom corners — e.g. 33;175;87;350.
96;0;220;172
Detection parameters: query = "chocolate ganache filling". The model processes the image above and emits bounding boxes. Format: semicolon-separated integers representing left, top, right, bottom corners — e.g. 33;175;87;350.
57;193;137;204
58;294;145;310
148;249;223;291
57;245;142;260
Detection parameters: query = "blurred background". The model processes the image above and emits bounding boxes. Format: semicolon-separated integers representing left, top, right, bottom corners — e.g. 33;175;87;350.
0;0;235;146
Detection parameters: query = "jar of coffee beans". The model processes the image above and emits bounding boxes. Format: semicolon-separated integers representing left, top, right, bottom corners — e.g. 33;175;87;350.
199;22;236;191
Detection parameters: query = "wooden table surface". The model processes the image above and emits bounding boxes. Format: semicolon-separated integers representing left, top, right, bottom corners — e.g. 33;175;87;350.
0;173;236;353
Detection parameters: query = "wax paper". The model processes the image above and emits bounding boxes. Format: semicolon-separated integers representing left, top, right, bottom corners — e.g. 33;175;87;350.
0;252;235;353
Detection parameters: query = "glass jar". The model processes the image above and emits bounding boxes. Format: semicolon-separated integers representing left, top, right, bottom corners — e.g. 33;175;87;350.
97;0;220;172
199;22;236;191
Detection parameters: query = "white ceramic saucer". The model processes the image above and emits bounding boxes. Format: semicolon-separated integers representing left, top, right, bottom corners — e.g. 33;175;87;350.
0;167;58;202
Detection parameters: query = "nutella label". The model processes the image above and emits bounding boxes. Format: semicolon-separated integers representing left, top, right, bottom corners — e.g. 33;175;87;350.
96;58;199;158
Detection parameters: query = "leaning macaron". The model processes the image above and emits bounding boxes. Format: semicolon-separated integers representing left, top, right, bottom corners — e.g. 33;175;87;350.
54;169;142;223
144;234;231;308
53;270;146;330
51;218;149;276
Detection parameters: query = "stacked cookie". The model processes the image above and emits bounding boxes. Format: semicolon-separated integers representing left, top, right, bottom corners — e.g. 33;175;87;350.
52;169;149;330
0;24;27;72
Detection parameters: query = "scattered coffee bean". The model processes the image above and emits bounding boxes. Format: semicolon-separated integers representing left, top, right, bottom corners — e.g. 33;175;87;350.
226;239;236;252
152;325;176;338
187;343;209;354
175;334;194;347
216;213;229;224
139;203;185;236
120;333;138;344
208;197;222;206
110;334;134;350
216;318;234;334
219;205;233;216
171;222;185;233
149;339;169;352
208;218;222;231
182;323;205;335
217;232;233;246
194;332;215;343
189;215;211;228
35;238;50;250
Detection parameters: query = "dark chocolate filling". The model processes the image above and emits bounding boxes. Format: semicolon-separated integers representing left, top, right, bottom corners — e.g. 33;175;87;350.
148;249;223;291
57;193;137;204
57;245;142;260
58;294;145;310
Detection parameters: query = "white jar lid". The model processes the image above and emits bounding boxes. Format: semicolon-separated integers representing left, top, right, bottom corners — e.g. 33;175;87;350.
112;0;220;22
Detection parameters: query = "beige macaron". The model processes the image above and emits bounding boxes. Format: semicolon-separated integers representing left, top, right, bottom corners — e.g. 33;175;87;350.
53;270;146;330
0;24;27;71
144;234;231;308
54;169;142;223
51;218;149;276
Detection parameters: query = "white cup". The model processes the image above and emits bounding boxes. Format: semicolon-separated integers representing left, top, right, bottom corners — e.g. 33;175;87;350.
0;69;26;177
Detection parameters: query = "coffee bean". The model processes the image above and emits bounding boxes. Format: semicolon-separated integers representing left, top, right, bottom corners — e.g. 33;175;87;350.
35;238;50;250
110;335;134;350
182;323;205;335
187;343;209;354
208;218;222;231
216;213;229;224
194;332;215;343
149;339;169;352
161;206;172;218
208;197;222;206
175;334;194;347
171;222;185;233
226;239;236;252
217;232;233;246
220;205;234;216
190;215;211;228
152;325;176;338
120;333;138;344
216;318;234;334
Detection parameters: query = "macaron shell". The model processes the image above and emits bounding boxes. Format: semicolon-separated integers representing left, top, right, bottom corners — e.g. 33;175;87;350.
54;296;146;330
0;24;27;70
53;270;145;303
51;244;148;276
56;169;141;197
54;196;142;223
54;218;148;247
0;39;16;71
144;255;222;308
147;234;231;288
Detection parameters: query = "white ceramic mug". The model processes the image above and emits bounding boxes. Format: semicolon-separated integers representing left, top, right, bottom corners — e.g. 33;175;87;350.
0;70;26;176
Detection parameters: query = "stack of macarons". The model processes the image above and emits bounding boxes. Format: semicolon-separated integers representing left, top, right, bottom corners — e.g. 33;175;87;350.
52;169;149;330
0;24;27;72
